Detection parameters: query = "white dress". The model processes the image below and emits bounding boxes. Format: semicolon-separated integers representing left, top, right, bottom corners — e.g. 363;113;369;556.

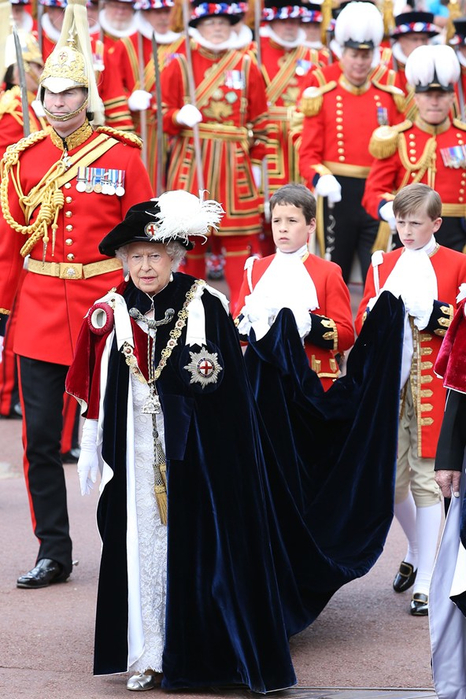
128;374;168;674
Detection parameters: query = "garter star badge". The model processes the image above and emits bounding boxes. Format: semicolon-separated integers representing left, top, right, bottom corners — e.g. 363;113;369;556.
183;347;223;388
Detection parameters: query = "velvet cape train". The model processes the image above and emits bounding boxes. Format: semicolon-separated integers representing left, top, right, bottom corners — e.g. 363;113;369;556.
66;276;404;692
243;291;405;633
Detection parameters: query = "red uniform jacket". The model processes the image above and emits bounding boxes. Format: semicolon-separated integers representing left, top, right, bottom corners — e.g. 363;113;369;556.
356;245;466;457
234;252;354;389
259;35;325;191
298;71;404;187
363;117;466;221
161;43;269;236
0;125;153;365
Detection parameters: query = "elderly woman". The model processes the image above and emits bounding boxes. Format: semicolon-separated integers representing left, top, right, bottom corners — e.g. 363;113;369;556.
65;190;296;693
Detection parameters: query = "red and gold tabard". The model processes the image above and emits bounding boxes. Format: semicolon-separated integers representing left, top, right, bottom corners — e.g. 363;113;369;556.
298;71;404;188
259;35;326;191
234;252;354;390
363;116;466;220
356;245;466;458
119;32;186;190
0;123;153;365
161;43;269;237
0;87;47;160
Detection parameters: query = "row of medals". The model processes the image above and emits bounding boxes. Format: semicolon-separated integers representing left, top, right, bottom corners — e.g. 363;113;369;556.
75;167;125;196
76;179;125;196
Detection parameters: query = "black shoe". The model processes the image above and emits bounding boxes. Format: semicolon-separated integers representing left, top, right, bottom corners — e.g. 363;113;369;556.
62;447;81;464
393;560;417;593
16;559;69;589
410;592;428;616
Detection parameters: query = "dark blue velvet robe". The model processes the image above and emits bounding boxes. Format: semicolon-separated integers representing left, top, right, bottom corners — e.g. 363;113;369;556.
68;276;404;693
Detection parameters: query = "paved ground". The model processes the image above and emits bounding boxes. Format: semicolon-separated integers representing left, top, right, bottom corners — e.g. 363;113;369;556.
0;412;438;699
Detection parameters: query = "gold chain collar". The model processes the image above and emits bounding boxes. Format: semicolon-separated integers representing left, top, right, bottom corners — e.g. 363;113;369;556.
48;120;94;151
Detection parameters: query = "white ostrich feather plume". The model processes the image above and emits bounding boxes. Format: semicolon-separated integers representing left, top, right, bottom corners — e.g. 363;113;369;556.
148;190;225;244
334;2;384;47
406;44;460;87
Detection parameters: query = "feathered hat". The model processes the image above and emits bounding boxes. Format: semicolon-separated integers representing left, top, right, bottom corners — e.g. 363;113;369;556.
39;0;104;124
135;0;174;9
189;1;246;27
334;1;384;49
301;1;323;24
450;16;466;47
405;44;460;92
262;0;308;22
391;11;439;39
99;191;225;256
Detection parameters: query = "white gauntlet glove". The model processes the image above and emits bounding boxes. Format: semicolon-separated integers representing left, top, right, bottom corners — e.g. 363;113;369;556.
77;418;100;496
379;201;396;228
252;164;262;188
403;295;434;331
176;104;203;127
0;335;4;363
314;174;342;204
128;89;152;111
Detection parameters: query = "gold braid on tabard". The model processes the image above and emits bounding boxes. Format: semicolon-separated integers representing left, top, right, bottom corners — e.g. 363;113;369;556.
0;130;68;259
121;279;205;525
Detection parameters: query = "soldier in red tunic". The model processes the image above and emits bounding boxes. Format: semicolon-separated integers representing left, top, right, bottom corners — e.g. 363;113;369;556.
0;0;153;589
160;0;269;305
298;1;404;283
356;183;466;616
363;44;466;253
258;0;326;196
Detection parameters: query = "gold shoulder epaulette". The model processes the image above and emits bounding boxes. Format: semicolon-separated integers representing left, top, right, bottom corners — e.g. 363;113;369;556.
0;86;20;116
96;126;143;148
298;80;337;117
372;80;406;112
453;118;466;131
369;120;412;160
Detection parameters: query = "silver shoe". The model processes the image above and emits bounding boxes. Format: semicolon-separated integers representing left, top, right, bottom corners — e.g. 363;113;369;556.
126;670;161;691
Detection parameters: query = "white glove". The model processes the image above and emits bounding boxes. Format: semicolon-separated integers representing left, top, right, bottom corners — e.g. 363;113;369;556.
403;295;434;330
379;201;396;228
314;174;342;204
77;418;100;496
252;164;262;188
457;283;466;304
128;89;153;112
290;306;312;340
0;335;4;364
176;104;203;127
31;100;46;118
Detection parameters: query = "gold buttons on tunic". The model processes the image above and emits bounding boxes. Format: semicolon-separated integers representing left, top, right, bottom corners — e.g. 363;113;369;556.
64;183;71;189
65;197;72;204
65;225;73;232
65;211;73;218
65;238;73;246
67;253;75;261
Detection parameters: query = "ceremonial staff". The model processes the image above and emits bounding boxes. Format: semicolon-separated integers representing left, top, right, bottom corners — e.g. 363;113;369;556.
13;25;30;137
138;31;148;168
151;31;164;195
253;0;270;221
181;0;204;191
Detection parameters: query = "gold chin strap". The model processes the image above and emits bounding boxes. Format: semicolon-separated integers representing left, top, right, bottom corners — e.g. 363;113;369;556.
42;97;89;123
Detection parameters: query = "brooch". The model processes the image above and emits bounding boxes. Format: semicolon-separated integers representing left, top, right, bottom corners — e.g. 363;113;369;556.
183;347;223;388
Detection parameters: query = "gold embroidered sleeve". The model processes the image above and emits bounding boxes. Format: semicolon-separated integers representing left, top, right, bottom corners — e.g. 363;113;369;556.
308;314;338;351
